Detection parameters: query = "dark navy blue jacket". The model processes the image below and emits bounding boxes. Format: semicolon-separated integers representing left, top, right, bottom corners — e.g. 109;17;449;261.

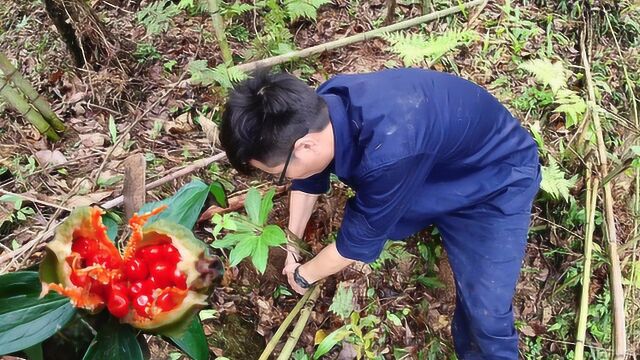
291;69;539;263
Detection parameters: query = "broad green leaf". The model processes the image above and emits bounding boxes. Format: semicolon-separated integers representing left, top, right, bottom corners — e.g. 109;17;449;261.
22;343;42;360
261;225;287;246
258;188;275;225
328;283;354;320
229;236;258;267
386;312;402;327
0;272;76;355
313;327;350;359
139;179;210;230
168;317;209;360
244;187;262;224
82;318;143;360
209;181;228;208
101;213;120;243
211;233;247;249
251;237;269;274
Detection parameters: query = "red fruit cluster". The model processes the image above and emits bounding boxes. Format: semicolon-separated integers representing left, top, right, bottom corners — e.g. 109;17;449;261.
67;236;188;319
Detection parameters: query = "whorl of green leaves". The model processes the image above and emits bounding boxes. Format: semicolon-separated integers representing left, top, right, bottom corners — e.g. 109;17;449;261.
188;61;248;89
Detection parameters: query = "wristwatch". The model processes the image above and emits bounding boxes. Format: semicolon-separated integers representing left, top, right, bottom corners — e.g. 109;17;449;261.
293;265;312;289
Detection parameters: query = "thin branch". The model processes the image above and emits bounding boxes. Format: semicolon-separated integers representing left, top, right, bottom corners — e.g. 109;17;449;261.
234;0;486;73
0;189;71;211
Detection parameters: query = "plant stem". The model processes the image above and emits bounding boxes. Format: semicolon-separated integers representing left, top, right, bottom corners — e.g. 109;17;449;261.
0;78;59;141
276;285;322;360
606;12;640;349
207;0;233;64
235;0;485;73
574;173;598;359
580;25;627;358
422;0;432;15
258;288;314;360
0;52;65;132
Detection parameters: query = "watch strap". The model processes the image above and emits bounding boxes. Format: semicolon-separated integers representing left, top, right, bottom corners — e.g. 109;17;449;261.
293;265;312;289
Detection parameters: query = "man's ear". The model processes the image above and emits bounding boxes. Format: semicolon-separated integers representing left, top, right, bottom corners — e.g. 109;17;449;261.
294;135;319;153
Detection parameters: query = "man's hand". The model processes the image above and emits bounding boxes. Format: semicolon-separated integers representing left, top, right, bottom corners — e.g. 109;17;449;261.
283;261;307;295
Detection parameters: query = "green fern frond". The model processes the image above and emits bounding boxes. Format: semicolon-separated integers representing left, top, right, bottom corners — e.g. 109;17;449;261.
519;58;567;94
553;89;587;129
188;61;247;89
382;30;477;66
285;0;330;21
137;0;181;35
540;158;577;202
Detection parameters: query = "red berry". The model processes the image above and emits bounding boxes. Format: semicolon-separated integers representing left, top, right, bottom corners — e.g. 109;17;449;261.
137;245;163;263
71;237;97;257
87;252;120;269
89;279;108;299
110;281;128;295
70;271;89;287
150;262;174;288
107;290;130;318
156;292;177;311
123;258;148;282
133;294;151;317
161;244;181;263
173;269;187;290
129;280;154;299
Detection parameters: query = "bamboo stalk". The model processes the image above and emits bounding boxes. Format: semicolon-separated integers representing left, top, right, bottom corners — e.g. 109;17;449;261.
234;0;485;73
207;0;233;64
575;174;599;359
258;288;315;360
0;53;65;132
0;78;59;141
580;28;627;358
422;0;432;15
606;15;640;347
276;285;322;360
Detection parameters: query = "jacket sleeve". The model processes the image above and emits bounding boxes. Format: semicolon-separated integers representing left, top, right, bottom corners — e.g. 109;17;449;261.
290;165;331;195
336;153;436;263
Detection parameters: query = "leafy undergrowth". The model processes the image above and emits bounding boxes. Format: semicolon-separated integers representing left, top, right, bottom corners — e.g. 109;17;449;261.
1;0;639;359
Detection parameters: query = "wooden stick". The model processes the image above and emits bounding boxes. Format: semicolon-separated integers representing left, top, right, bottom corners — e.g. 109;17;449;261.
122;153;146;220
580;27;627;358
575;173;599;359
276;285;322;360
0;78;59;141
258;288;315;360
0;53;65;132
234;0;485;73
102;152;226;210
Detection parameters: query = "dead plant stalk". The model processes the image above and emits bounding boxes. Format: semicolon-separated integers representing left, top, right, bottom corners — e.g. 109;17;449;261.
580;28;627;358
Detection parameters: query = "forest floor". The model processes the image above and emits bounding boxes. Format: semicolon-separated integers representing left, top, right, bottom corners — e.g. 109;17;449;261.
1;0;639;359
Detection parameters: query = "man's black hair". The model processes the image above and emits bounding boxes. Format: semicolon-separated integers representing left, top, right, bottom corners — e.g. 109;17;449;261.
219;69;329;173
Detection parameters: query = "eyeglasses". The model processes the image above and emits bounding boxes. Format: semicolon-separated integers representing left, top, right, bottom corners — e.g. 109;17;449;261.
277;132;307;185
277;142;295;185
